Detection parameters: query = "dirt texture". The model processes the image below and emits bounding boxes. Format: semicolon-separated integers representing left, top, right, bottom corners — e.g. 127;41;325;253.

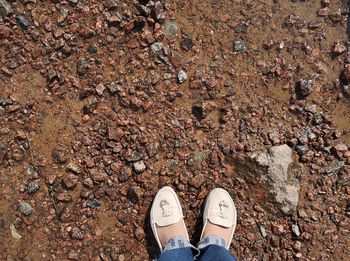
0;0;350;260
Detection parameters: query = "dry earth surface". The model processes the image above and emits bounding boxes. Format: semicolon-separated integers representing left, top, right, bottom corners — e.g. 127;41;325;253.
0;0;350;260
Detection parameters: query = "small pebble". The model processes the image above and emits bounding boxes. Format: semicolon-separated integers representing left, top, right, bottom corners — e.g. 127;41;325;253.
177;70;188;84
27;181;40;194
291;224;301;237
19;202;33;216
133;161;146;173
258;224;267;238
233;41;247;52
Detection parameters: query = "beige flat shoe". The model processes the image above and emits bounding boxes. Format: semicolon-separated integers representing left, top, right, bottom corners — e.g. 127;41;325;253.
200;188;237;249
150;186;189;252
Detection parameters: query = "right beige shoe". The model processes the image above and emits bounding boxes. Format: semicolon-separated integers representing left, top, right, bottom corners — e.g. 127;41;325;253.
200;188;237;249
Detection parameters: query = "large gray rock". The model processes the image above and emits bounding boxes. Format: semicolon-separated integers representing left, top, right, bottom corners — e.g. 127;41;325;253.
230;144;301;215
254;145;300;214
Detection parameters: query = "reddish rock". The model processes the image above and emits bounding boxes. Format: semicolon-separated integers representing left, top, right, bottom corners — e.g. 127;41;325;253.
344;65;350;82
90;169;108;182
0;25;11;38
62;174;78;189
318;8;329;17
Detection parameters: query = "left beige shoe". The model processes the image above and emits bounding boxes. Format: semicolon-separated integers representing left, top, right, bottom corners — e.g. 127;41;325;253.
150;186;189;252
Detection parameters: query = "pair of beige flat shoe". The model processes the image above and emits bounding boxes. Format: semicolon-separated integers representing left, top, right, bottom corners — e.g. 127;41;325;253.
151;187;237;251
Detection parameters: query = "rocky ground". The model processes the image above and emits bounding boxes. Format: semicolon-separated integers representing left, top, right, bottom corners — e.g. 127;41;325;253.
0;0;350;260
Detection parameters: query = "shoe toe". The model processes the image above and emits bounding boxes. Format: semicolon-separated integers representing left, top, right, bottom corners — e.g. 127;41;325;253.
151;186;183;227
206;188;236;228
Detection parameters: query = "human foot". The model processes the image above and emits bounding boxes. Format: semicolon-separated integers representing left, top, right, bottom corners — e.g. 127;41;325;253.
200;188;237;249
150;186;189;251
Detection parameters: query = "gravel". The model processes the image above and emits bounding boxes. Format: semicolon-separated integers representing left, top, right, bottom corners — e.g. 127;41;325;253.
19;202;33;216
177;70;188;84
133;160;146;173
181;37;194;51
1;0;349;260
291;224;301;237
0;0;12;17
27;181;40;194
0;217;4;229
233;41;247;52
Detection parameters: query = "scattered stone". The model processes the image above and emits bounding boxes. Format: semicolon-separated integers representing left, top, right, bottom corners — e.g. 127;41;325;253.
318;7;329;17
27;181;39;194
127;186;142;204
133;160;146;173
90;169;108;182
86;199;101;208
291;224;301;237
19;202;33;216
235;22;248;33
188;173;206;188
134;227;144;241
298;79;315;97
125;151;143;163
136;4;150;17
0;143;8;163
108;14;122;27
304;104;317;114
325;161;345;175
55;192;72;202
10;224;22;240
0;217;4;229
0;25;11;39
344;65;350;83
177;70;188;84
76;58;90;76
104;0;118;10
181;37;194;51
233;41;247;52
0;0;12;17
333;42;346;54
154;1;166;23
67;250;80;260
47;69;60;84
258;224;267;238
164;21;178;37
96;83;105;96
66;163;82;174
16;130;27;140
16;15;30;30
151;42;164;54
62;174;78;189
70;227;84;240
334;143;348;152
108;127;124;141
87;45;97;54
188;150;210;168
52;149;68;164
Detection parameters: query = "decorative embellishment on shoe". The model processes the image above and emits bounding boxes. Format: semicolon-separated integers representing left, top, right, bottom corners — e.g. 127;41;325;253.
218;200;228;219
160;200;172;217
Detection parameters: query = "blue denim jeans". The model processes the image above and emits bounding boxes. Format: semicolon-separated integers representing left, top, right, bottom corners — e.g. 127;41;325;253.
158;235;237;261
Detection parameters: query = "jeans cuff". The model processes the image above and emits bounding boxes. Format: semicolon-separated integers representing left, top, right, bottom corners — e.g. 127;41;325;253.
162;236;200;257
197;235;226;249
163;236;193;251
